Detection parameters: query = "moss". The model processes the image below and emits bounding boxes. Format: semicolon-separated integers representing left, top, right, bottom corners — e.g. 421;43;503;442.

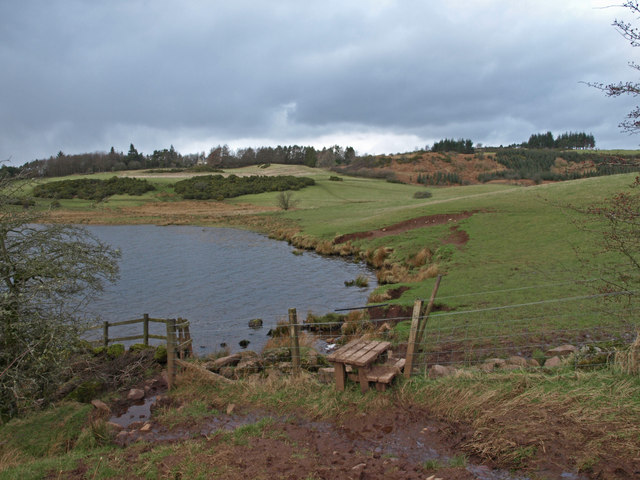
154;344;167;364
129;343;153;353
106;344;125;358
67;380;105;403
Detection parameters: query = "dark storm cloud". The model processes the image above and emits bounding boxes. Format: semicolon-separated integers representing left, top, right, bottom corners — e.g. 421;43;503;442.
0;1;637;164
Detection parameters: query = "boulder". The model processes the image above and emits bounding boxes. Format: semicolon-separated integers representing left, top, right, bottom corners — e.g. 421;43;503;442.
507;356;528;367
234;359;262;378
127;388;145;401
429;364;455;378
544;356;563;368
527;358;540;368
483;358;507;368
248;318;263;329
479;362;495;373
91;399;111;414
546;345;578;357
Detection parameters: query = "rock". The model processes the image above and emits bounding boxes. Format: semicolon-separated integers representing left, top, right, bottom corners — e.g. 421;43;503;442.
507;355;528;367
240;350;259;359
318;367;335;384
527;358;540;367
106;421;123;432
546;345;578;357
544;356;563;368
91;399;111;414
484;358;507;367
234;359;262;378
115;431;130;443
248;318;263;329
219;366;235;379
209;353;242;370
139;422;152;432
127;388;145;401
502;364;523;371
151;394;171;412
479;363;495;373
429;365;454;378
262;347;291;365
238;339;250;349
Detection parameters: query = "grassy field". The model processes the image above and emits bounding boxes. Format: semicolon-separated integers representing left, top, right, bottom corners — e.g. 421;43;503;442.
25;167;639;347
4;166;640;478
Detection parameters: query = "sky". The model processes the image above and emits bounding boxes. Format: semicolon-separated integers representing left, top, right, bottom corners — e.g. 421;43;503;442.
1;0;639;165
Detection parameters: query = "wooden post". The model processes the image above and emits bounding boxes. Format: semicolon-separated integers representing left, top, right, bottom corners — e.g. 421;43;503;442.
416;275;443;367
416;275;442;350
183;322;193;357
166;318;177;389
102;321;109;348
288;308;301;374
177;317;185;360
143;314;149;346
404;299;424;378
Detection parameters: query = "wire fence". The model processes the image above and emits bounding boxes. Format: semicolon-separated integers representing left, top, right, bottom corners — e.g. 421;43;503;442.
87;279;640;378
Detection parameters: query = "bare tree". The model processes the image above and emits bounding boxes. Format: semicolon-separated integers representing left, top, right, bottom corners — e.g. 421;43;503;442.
276;191;297;210
588;1;640;135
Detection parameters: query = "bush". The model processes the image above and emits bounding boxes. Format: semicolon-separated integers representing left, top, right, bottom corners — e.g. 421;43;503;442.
413;190;433;199
32;176;155;200
106;344;125;358
174;174;314;200
154;345;167;364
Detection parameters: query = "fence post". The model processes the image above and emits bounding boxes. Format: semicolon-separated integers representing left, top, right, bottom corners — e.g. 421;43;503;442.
102;321;109;348
416;275;442;348
416;275;443;367
288;308;301;374
183;321;193;357
166;318;177;389
143;313;149;346
404;299;424;378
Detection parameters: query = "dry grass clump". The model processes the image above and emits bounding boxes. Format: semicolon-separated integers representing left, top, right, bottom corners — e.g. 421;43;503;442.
363;247;392;268
615;332;640;374
340;310;373;337
409;264;441;282
336;240;356;256
315;240;334;255
368;290;392;303
409;247;432;267
376;264;409;284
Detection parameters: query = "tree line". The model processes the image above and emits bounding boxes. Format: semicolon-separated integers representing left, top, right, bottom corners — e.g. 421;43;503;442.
523;131;595;149
17;144;357;178
173;174;315;200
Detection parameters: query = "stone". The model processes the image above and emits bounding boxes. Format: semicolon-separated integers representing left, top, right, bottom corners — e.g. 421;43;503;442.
234;359;262;378
127;388;145;401
248;318;263;329
483;358;507;367
226;403;236;415
106;421;123;431
507;355;528;367
546;345;578;357
219;366;235;379
318;367;335;384
139;422;152;432
429;365;454;378
527;358;540;367
90;399;111;414
502;364;523;371
479;362;495;373
544;356;563;367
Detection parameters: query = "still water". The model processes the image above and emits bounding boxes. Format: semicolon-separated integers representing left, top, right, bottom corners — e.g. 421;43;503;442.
83;225;375;353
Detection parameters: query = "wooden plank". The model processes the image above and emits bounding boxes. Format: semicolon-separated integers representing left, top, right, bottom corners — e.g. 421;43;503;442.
340;340;380;365
109;334;144;343
349;341;390;367
108;317;145;327
358;366;370;393
334;362;346;391
327;338;363;363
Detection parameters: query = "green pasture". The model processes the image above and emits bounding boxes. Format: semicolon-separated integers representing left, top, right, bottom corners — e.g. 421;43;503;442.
17;167;640;346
